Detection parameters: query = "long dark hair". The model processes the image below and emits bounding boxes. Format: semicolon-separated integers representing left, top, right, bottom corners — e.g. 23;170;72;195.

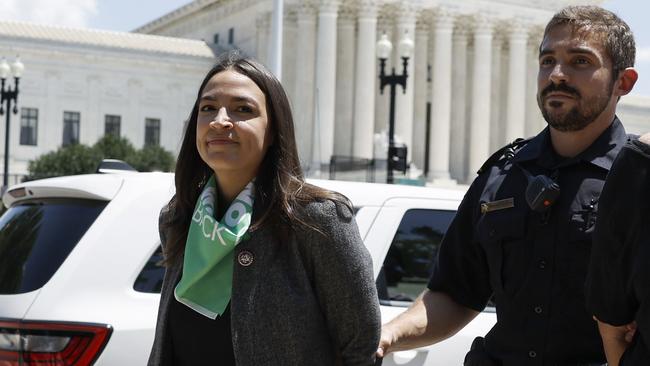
162;51;350;266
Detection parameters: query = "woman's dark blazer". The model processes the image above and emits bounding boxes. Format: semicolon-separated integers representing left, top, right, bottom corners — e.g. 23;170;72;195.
148;198;381;366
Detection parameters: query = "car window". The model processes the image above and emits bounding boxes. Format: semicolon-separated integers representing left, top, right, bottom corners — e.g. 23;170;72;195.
0;198;107;294
377;209;456;306
134;246;165;293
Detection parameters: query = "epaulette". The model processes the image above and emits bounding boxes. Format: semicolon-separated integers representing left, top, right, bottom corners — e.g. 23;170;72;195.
476;137;533;175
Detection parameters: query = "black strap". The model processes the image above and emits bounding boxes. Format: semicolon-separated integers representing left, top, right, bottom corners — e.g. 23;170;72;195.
476;137;533;175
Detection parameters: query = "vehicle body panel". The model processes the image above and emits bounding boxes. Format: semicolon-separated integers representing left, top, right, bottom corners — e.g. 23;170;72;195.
0;173;495;365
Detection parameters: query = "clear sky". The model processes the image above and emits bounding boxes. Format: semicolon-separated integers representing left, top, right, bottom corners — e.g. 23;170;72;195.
1;0;648;95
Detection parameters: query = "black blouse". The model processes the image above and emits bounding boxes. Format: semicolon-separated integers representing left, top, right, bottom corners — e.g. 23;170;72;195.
169;296;236;366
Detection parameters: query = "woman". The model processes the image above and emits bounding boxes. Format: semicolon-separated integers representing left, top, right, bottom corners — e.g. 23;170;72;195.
148;51;381;366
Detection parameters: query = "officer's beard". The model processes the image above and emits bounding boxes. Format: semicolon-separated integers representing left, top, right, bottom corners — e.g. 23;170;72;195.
537;81;613;132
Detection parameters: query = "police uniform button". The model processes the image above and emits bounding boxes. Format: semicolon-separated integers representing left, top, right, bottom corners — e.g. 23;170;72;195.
489;229;496;237
237;250;254;267
534;306;543;314
538;259;547;269
528;350;537;358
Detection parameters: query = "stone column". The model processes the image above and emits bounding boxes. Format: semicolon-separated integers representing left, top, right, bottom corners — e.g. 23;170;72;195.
450;21;469;182
313;0;340;169
334;5;356;156
394;4;417;163
505;21;528;142
293;3;317;165
282;12;297;98
526;26;545;136
256;14;270;65
374;18;391;146
353;0;378;160
412;19;429;171
468;16;493;180
270;0;284;79
274;13;298;100
428;9;455;182
490;32;504;152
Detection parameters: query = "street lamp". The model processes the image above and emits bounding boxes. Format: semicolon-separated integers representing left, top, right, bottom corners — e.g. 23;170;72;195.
377;31;414;184
0;56;24;190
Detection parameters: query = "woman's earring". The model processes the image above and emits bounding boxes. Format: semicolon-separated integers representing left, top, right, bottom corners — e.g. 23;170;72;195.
198;174;207;188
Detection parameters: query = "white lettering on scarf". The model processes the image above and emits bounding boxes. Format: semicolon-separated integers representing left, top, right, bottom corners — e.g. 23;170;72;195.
213;225;228;245
201;214;214;239
190;185;252;246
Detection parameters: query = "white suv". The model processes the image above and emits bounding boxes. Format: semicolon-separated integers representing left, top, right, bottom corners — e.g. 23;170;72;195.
0;173;496;365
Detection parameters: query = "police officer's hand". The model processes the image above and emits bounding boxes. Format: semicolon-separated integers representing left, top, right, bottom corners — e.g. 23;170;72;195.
376;325;396;358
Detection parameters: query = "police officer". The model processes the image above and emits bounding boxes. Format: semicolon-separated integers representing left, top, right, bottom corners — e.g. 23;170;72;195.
586;133;650;366
376;6;639;365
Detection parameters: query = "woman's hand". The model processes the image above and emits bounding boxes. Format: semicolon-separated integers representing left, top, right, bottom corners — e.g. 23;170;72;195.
624;321;637;343
596;318;636;366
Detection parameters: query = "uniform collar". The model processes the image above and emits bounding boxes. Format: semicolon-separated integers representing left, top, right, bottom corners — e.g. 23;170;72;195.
510;129;548;164
511;116;627;171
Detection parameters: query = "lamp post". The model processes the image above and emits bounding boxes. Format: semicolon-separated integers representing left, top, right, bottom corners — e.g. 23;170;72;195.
0;56;25;190
377;32;413;184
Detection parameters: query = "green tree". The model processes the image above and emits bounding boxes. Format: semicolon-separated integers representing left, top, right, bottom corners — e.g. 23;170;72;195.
27;137;176;180
93;135;136;161
129;145;175;172
27;144;102;180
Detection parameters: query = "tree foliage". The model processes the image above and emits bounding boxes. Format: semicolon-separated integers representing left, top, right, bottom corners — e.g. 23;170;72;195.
27;144;102;180
26;136;176;180
93;135;136;161
129;145;175;172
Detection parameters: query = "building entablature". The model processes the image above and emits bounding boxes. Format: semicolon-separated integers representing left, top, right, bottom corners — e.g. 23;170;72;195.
0;20;215;62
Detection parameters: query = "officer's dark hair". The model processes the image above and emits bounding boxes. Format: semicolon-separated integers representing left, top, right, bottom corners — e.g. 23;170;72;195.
542;5;635;79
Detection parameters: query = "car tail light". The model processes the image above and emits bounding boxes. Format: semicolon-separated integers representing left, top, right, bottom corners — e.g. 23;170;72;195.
0;319;112;366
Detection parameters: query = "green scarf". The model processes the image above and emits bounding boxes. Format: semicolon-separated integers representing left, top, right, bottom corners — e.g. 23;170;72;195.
174;175;254;319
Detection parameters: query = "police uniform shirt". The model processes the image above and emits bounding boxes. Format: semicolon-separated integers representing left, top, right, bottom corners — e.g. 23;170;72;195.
586;138;650;365
428;118;628;365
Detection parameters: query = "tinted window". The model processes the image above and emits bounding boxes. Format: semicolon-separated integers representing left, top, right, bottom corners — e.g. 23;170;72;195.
104;114;121;137
377;209;455;305
134;246;165;293
20;107;38;146
0;199;107;294
228;27;234;44
62;111;80;146
145;118;161;146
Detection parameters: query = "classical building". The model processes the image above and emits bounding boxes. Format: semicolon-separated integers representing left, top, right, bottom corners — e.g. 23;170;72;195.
0;0;648;186
0;21;215;183
135;0;648;183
